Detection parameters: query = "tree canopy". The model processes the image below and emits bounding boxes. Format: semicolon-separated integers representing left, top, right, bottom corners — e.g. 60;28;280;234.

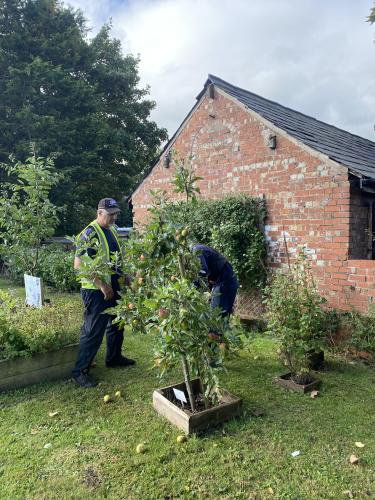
0;0;167;233
369;4;375;24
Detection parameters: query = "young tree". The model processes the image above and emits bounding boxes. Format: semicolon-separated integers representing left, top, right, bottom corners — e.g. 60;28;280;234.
0;0;167;233
0;148;61;276
73;162;244;410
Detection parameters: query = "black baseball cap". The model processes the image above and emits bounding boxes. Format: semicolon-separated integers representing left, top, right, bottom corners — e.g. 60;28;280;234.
98;198;121;214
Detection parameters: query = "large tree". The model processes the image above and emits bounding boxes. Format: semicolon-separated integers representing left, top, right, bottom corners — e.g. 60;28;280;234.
369;4;375;24
0;0;167;233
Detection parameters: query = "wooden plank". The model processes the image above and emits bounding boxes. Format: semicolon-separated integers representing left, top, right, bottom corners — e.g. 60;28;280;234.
188;390;243;433
275;373;321;394
153;379;243;434
153;390;190;433
0;361;76;392
0;344;78;378
0;344;78;392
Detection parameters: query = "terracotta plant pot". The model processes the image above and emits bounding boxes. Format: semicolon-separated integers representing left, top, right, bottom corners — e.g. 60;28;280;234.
153;378;243;434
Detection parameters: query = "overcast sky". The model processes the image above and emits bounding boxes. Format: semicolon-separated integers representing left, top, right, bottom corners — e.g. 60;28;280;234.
67;0;375;141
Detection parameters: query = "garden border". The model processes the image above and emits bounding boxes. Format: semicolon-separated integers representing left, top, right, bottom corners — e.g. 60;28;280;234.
0;343;79;392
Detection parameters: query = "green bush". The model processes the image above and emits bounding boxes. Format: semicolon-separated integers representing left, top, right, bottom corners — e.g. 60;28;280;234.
38;246;79;292
2;246;79;292
0;290;82;360
165;195;267;288
330;308;375;356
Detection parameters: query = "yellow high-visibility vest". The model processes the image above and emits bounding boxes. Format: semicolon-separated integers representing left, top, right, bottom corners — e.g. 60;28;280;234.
79;220;121;289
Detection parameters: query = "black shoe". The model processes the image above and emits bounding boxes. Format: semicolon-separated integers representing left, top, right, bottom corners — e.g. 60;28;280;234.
73;372;98;388
106;356;136;368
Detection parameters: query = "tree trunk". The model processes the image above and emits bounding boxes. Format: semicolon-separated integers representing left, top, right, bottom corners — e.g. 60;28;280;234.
181;354;196;412
178;254;196;411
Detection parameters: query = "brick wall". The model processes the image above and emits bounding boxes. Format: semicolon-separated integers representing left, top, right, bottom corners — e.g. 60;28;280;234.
132;89;374;313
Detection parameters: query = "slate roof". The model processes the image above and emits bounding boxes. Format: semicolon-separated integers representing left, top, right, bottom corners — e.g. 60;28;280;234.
202;74;375;180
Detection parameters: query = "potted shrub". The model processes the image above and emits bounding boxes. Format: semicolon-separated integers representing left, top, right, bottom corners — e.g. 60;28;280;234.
110;159;244;433
264;248;326;393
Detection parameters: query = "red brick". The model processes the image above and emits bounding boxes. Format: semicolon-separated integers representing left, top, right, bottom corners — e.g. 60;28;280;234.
132;90;374;313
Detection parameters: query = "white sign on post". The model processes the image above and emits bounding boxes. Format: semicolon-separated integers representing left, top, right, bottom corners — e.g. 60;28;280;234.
24;274;43;308
173;388;187;405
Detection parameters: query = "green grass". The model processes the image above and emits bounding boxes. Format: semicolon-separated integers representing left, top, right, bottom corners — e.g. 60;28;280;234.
1;329;375;499
0;276;25;298
0;276;73;300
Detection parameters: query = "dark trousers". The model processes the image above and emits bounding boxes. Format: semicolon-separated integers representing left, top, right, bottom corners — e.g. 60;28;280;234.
211;276;239;317
72;289;123;377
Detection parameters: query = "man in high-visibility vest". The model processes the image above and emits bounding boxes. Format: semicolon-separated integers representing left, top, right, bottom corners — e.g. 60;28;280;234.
72;198;135;388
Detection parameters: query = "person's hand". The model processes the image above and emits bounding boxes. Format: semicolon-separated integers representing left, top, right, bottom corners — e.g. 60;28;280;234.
100;283;114;300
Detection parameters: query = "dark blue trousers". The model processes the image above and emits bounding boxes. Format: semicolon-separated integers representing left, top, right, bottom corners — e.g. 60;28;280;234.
72;289;123;377
211;276;239;317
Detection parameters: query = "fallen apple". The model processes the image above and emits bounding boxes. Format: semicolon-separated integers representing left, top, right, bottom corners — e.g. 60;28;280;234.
128;303;135;310
176;434;187;444
136;443;146;454
115;390;122;398
103;395;111;403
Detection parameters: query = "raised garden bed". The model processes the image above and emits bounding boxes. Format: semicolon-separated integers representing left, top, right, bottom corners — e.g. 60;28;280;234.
275;372;321;394
153;378;243;434
0;343;79;392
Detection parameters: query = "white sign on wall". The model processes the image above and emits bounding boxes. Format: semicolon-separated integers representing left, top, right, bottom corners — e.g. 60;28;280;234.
24;274;44;308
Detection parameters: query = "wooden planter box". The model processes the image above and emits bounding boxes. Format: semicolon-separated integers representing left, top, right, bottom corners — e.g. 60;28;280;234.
275;373;321;394
0;343;79;392
153;378;243;434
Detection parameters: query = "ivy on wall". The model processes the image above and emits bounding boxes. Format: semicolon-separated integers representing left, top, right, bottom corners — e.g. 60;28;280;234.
166;195;267;288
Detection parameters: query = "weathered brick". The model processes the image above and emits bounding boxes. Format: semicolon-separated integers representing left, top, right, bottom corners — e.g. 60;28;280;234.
132;90;374;313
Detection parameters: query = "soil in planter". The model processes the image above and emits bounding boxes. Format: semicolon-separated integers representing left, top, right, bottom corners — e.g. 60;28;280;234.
291;373;315;385
276;372;321;394
162;386;221;414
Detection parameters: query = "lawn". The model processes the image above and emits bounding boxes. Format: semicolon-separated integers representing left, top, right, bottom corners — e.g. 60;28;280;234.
0;276;25;298
1;316;375;499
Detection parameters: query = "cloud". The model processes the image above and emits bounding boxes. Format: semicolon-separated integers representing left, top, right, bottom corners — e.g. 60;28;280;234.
69;0;375;140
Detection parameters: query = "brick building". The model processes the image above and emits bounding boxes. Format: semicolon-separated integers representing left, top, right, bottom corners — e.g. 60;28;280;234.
131;75;375;313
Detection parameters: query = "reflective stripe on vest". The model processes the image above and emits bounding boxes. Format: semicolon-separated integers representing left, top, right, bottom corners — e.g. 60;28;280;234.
80;220;121;289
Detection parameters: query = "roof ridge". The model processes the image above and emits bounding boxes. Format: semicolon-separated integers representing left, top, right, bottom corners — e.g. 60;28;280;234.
207;74;375;147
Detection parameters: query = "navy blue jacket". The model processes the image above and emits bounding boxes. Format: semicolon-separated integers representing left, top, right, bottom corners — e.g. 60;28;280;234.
192;244;235;284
